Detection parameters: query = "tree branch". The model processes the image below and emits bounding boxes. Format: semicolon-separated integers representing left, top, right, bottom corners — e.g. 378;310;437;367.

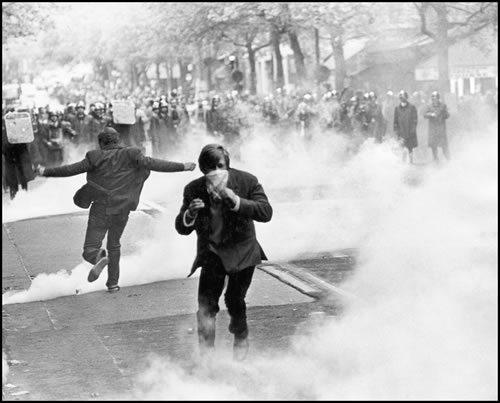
450;20;493;41
447;4;494;28
414;2;436;40
253;40;271;52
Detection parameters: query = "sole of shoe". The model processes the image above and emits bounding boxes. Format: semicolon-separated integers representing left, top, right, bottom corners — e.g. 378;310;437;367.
107;286;120;293
87;257;109;283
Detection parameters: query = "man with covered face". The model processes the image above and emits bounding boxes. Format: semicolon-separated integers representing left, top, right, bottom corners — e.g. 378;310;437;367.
175;144;273;361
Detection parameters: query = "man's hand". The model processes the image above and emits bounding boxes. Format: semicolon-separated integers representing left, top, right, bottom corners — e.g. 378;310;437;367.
187;198;205;219
184;162;196;171
220;187;238;209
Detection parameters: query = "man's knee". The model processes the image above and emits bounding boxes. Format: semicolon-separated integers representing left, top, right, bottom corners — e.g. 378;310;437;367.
82;248;98;264
198;301;219;319
224;291;245;312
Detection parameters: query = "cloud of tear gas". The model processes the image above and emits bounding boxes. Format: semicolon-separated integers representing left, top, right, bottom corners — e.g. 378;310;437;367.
2;104;497;397
128;123;496;400
2;119;427;304
155;121;420;261
2;175;82;223
2;111;494;328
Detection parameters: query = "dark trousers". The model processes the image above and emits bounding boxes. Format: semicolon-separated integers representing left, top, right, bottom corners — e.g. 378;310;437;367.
197;251;255;347
82;203;129;288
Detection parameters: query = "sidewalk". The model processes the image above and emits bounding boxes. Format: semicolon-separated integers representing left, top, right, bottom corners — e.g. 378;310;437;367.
2;212;347;400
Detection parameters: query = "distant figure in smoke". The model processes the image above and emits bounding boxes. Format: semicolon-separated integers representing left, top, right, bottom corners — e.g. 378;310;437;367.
175;144;273;361
206;95;223;137
88;102;107;149
366;92;385;142
2;116;36;200
333;101;353;135
296;94;316;140
382;90;398;139
37;127;196;292
39;111;65;167
423;91;450;163
69;101;93;149
394;90;418;164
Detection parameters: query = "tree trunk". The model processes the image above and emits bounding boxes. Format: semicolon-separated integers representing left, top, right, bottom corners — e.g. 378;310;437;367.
104;62;112;83
314;28;320;66
178;59;188;95
168;61;174;93
247;43;257;95
271;27;284;90
288;29;306;86
331;35;346;92
130;63;138;92
435;4;450;94
156;62;161;81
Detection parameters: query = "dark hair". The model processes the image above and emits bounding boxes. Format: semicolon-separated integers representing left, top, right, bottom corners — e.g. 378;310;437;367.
98;127;120;146
198;144;230;174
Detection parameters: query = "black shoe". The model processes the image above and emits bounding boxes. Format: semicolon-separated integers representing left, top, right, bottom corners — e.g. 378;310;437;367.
107;285;120;293
233;336;249;362
87;249;108;283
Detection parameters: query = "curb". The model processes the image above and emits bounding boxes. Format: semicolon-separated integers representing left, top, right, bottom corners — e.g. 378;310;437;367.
258;263;323;299
258;261;358;302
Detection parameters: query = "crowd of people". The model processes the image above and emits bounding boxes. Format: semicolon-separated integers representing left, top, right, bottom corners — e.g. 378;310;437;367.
2;81;498;199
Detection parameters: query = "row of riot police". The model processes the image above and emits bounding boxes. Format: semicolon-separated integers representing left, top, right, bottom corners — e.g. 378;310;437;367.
258;89;393;143
35;100;149;166
148;95;190;158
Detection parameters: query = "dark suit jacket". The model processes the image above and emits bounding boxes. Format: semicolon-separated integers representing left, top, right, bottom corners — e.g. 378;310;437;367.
175;168;273;276
43;145;185;214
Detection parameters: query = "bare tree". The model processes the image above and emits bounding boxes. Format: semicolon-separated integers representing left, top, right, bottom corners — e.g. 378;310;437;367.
301;3;375;92
413;2;497;93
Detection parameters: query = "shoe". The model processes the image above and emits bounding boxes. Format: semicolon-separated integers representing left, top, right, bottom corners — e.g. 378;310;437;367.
107;285;120;293
87;249;108;283
233;336;249;362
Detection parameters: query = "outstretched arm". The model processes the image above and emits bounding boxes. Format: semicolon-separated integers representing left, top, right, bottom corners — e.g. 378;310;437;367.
134;150;195;172
42;158;91;177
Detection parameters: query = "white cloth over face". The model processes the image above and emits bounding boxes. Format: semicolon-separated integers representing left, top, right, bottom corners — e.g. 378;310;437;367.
205;169;228;202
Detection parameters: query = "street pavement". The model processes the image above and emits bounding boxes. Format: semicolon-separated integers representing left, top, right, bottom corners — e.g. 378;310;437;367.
2;201;355;400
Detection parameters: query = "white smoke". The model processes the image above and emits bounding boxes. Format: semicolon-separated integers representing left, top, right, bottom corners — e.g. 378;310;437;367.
2;115;497;398
3;127;415;304
128;124;497;399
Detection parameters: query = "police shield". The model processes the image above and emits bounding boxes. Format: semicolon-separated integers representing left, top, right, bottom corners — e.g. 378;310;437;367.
4;112;34;144
112;100;136;125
